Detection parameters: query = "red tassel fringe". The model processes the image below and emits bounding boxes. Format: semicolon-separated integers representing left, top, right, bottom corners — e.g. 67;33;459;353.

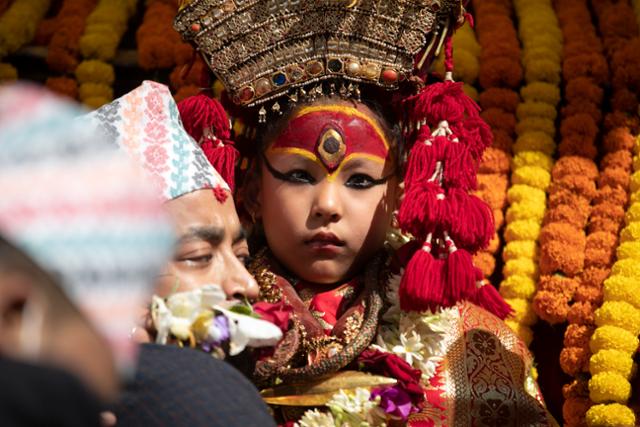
177;93;238;190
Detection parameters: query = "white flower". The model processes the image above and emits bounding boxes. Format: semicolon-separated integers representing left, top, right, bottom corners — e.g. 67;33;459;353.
151;284;225;343
215;307;282;356
391;329;424;366
296;409;337;427
150;284;282;354
326;388;383;427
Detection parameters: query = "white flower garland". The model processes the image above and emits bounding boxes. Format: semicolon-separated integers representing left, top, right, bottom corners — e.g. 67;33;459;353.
372;272;459;382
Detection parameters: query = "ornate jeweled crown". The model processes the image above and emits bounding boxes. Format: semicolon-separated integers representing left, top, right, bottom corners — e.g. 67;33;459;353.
175;0;463;108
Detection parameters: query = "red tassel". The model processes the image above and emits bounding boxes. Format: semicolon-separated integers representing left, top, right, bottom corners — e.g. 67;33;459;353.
399;238;446;312
442;141;477;191
446;189;494;252
200;140;239;191
404;128;434;190
404;80;481;128
443;234;476;307
178;93;238;190
398;181;445;240
450;116;493;160
473;269;513;320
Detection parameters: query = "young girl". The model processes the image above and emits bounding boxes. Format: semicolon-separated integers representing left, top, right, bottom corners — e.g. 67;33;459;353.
174;1;556;424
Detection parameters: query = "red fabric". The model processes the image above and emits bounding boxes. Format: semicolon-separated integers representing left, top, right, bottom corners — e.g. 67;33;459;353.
296;280;361;333
358;348;425;406
253;300;293;333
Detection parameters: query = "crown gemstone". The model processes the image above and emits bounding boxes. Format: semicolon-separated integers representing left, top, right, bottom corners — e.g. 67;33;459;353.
239;86;255;102
288;65;305;81
272;72;287;86
382;69;398;83
363;63;379;79
307;61;324;76
255;78;271;96
346;61;361;76
328;59;343;73
190;23;201;32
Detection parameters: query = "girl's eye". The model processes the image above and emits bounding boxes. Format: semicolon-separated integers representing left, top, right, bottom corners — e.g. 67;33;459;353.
284;169;315;184
345;173;376;189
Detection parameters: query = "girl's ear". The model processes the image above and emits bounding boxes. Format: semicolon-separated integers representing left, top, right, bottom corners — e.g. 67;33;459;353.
241;160;262;223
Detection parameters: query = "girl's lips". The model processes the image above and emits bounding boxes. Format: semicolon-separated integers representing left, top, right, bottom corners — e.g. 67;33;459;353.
304;232;345;254
304;232;345;247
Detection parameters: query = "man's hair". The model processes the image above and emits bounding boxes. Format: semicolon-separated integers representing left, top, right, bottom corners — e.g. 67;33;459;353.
0;235;78;321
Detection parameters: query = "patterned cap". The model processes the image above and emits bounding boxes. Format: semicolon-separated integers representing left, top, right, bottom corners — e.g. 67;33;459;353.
85;81;230;201
0;83;175;377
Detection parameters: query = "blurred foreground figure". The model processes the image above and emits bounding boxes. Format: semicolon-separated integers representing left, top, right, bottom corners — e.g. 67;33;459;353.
0;84;174;426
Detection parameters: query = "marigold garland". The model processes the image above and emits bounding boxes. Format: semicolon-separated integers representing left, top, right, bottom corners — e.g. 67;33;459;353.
0;0;51;59
42;0;97;100
584;2;640;425
137;0;181;71
500;0;562;346
471;0;521;280
76;0;136;108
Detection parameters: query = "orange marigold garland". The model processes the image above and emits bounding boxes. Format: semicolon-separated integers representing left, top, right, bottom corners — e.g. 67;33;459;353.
470;0;521;283
137;0;182;71
501;0;562;346
43;0;97;99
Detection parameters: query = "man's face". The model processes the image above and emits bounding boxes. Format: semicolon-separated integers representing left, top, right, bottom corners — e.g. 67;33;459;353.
155;189;259;301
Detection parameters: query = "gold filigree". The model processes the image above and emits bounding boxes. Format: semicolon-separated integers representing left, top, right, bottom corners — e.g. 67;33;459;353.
248;248;282;303
341;310;364;345
174;0;464;107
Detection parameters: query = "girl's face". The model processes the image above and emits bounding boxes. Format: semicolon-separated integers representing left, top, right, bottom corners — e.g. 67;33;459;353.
257;102;399;284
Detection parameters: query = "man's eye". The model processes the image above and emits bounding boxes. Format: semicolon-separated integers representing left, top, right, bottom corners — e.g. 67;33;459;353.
284;170;315;184
346;173;376;189
179;254;212;266
237;254;252;267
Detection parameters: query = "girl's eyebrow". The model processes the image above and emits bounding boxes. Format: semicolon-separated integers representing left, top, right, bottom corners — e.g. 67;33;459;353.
261;153;291;181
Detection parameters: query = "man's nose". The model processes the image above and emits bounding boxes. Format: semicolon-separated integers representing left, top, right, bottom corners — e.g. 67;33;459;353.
220;257;259;300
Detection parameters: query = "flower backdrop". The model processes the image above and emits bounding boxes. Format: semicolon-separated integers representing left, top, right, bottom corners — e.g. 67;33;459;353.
2;0;640;425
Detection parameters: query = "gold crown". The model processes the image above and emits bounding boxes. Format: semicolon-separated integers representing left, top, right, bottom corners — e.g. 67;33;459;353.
175;0;463;107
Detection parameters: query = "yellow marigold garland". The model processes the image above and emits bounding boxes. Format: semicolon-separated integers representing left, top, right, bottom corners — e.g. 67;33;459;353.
0;0;51;59
501;0;562;346
76;0;137;108
433;21;480;100
586;136;640;427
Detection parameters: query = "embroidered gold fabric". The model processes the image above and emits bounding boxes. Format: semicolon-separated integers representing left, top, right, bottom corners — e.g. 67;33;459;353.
409;302;556;426
174;0;464;107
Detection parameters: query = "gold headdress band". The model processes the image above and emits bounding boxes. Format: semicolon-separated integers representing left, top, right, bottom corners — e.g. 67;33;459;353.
174;0;463;110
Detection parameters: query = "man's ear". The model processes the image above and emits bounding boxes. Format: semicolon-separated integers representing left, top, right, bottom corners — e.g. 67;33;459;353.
0;274;33;355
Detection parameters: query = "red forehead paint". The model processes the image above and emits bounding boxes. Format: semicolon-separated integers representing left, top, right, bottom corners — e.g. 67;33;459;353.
268;105;389;173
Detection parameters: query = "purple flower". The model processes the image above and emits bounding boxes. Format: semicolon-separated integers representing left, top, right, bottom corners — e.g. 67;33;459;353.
209;315;230;345
370;385;416;420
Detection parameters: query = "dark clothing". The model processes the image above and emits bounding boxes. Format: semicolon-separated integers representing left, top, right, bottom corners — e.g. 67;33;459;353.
115;344;275;427
0;356;102;427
